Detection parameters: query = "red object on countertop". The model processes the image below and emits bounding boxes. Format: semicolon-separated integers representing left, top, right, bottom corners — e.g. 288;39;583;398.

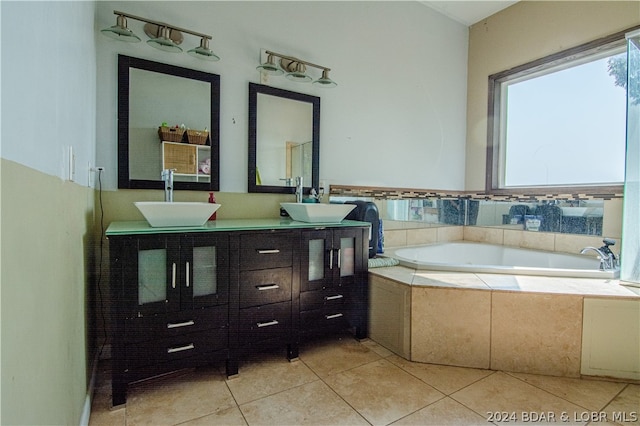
208;192;217;220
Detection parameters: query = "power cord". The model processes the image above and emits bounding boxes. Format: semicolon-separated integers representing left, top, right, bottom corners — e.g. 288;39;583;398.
95;169;108;359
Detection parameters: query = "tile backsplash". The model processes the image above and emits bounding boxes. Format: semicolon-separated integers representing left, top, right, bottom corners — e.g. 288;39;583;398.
383;224;614;257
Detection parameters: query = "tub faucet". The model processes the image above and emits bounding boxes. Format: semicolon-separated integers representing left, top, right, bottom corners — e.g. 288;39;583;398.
161;169;175;202
295;176;303;203
580;238;618;270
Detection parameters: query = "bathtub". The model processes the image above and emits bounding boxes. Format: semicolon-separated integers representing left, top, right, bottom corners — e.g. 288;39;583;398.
385;242;619;279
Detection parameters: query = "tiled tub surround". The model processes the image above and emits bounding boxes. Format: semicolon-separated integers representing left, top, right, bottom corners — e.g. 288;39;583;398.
369;266;640;381
382;223;619;254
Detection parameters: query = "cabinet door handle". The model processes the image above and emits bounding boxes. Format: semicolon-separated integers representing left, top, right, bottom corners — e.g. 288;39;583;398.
325;294;343;301
325;313;343;320
257;249;280;254
167;320;195;329
167;343;195;354
257;320;279;328
185;261;190;287
256;284;280;291
329;249;334;269
171;263;177;289
338;248;342;269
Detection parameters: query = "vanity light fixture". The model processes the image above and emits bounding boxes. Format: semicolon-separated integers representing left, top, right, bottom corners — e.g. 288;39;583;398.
257;50;337;88
102;11;220;61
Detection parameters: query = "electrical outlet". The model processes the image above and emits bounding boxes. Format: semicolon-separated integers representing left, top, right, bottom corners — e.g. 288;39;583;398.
88;164;105;187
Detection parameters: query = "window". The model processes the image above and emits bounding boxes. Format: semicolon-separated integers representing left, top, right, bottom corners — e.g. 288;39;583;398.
487;31;632;192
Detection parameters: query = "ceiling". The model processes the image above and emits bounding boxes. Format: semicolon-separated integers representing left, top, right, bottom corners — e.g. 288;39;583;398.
421;1;519;26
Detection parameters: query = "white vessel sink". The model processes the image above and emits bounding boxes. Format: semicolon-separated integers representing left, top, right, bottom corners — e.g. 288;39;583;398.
135;202;221;227
280;202;356;223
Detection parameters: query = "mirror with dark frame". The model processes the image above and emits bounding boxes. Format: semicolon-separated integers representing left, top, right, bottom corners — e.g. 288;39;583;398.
248;83;320;194
118;55;220;191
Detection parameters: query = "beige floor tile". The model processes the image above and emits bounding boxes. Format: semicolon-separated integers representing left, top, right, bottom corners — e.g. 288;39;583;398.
125;367;236;426
387;355;495;395
226;352;318;404
603;384;640;425
239;380;368;425
180;405;248;425
299;333;382;377
88;389;126;426
323;358;444;426
451;372;591;424
509;372;627;411
391;397;488;425
360;338;395;358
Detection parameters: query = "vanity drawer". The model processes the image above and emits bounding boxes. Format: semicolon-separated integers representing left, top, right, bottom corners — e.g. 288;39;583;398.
240;267;292;308
239;301;292;346
240;232;293;270
125;327;228;370
300;288;348;312
124;306;228;344
300;307;349;332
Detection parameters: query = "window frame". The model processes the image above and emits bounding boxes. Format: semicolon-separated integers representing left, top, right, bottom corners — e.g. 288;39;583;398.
485;26;639;196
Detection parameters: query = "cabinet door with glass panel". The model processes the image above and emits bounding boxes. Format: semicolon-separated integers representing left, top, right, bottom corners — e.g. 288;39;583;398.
125;233;229;317
300;228;360;292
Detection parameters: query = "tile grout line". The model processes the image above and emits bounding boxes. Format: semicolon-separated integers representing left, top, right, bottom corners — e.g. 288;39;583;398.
299;351;377;424
503;370;633;413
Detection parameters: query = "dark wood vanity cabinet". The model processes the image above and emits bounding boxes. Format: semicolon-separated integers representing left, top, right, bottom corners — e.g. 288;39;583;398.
237;231;298;358
109;233;232;406
107;221;368;407
300;227;369;339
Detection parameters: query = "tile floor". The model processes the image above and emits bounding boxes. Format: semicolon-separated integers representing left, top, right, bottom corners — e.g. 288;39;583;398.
89;333;639;426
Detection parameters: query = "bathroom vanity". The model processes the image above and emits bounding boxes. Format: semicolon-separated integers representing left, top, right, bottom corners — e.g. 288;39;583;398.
106;219;369;406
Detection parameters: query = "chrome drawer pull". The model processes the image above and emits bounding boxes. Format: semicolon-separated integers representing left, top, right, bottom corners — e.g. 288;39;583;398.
167;343;194;354
171;263;177;289
256;284;280;291
257;249;280;254
325;294;343;301
257;320;279;328
167;320;195;329
325;313;343;320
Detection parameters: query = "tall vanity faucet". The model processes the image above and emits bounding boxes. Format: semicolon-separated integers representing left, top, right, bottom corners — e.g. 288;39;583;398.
161;169;175;202
295;176;303;203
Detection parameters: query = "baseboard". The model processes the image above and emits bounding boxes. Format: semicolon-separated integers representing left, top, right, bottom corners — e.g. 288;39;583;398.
79;350;101;426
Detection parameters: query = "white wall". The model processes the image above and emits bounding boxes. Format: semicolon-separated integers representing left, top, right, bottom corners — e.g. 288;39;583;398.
96;1;469;192
2;1;96;185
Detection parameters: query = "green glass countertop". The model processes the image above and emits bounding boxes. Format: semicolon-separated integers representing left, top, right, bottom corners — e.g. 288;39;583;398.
106;219;370;236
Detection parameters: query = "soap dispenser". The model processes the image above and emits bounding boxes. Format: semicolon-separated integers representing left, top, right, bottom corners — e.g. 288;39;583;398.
208;192;217;220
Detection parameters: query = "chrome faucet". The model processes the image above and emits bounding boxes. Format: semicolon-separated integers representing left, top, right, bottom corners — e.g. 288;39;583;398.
161;169;175;202
580;238;618;270
295;176;303;203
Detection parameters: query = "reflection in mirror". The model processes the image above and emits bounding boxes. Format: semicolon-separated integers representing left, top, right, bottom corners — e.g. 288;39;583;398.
129;69;210;182
248;83;319;194
331;197;605;236
256;93;313;186
118;55;220;191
